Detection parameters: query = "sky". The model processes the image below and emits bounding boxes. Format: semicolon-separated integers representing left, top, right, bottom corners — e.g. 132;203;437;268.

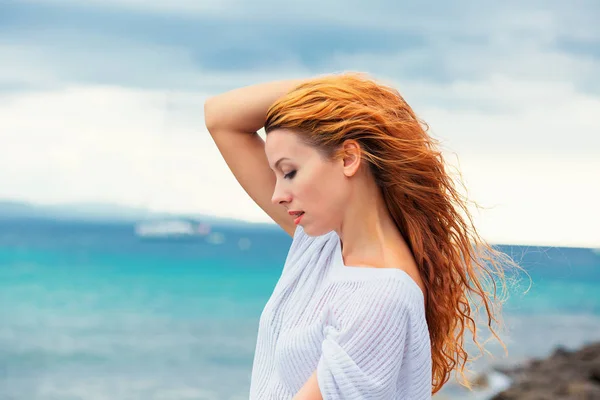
1;0;598;248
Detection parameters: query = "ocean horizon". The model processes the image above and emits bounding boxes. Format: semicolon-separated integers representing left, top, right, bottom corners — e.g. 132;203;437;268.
1;218;599;399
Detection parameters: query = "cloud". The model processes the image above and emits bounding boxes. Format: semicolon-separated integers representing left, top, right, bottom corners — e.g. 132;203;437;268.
413;77;600;156
0;85;219;212
2;1;415;76
446;156;599;248
6;0;599;86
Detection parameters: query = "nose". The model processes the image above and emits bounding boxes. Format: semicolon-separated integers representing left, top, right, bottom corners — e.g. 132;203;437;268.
271;180;291;206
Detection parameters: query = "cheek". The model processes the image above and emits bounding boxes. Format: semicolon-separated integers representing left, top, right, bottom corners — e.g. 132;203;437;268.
299;170;344;212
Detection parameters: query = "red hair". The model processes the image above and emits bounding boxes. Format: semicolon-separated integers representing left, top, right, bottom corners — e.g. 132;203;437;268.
264;72;523;394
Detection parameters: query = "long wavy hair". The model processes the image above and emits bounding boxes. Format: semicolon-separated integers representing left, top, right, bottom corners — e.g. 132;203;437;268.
264;72;523;394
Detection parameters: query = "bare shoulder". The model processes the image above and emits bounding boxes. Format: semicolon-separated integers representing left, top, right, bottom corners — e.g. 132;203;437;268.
386;247;427;301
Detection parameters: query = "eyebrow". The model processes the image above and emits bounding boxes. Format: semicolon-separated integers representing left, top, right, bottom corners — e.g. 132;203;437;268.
273;157;290;170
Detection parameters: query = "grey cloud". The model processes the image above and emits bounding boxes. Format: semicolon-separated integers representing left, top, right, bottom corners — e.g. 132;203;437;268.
2;2;420;72
1;0;599;104
2;0;597;92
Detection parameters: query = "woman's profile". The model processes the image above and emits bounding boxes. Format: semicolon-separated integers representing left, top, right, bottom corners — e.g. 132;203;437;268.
204;72;518;399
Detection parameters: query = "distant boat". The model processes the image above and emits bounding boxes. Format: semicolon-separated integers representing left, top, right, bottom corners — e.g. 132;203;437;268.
134;220;211;238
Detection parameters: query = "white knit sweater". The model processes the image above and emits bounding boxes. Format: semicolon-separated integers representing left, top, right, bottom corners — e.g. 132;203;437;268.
249;225;432;399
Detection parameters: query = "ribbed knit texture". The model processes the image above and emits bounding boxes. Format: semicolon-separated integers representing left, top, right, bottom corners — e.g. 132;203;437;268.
249;225;432;399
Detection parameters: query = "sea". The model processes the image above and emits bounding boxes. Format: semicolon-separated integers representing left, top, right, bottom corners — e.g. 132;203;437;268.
1;219;599;400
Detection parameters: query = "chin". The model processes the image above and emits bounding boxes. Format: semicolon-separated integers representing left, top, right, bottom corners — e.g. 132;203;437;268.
302;224;333;238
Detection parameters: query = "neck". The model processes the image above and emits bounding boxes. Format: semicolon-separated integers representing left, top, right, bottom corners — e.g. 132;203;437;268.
336;183;403;268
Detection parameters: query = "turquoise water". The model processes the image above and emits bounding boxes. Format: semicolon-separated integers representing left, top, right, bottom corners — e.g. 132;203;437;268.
1;219;599;399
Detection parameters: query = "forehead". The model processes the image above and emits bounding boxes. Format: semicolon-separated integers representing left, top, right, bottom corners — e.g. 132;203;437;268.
265;129;308;168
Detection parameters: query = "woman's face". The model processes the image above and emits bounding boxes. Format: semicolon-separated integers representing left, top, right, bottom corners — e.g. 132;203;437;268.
265;129;350;237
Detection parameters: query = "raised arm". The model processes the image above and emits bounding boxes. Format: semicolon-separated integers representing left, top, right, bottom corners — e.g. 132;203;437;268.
203;78;305;237
204;79;305;134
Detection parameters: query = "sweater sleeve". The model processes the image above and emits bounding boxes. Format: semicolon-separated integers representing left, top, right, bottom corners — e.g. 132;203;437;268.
316;280;414;400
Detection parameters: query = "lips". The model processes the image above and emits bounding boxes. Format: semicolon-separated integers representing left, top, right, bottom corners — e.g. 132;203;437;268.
293;212;304;225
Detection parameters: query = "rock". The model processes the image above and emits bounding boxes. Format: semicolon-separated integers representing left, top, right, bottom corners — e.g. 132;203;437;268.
566;381;600;398
490;341;600;400
590;363;600;383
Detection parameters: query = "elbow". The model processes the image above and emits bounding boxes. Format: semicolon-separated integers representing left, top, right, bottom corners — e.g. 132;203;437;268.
203;96;222;134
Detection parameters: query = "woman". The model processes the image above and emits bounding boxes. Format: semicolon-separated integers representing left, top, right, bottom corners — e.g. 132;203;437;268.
204;73;516;399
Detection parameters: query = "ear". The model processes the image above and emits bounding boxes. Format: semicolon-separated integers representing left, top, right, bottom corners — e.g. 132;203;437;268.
341;139;362;178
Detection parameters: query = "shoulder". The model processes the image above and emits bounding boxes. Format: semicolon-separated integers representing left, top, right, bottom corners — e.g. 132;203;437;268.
350;277;424;312
324;277;426;329
319;277;429;357
328;271;425;309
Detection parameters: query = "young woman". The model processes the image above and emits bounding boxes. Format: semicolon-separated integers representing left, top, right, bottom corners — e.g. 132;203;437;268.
204;73;515;399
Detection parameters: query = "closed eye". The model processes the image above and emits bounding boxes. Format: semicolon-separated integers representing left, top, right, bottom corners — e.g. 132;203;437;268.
284;170;296;180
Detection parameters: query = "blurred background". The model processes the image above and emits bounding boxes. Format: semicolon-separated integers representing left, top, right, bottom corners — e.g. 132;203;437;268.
0;1;598;399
